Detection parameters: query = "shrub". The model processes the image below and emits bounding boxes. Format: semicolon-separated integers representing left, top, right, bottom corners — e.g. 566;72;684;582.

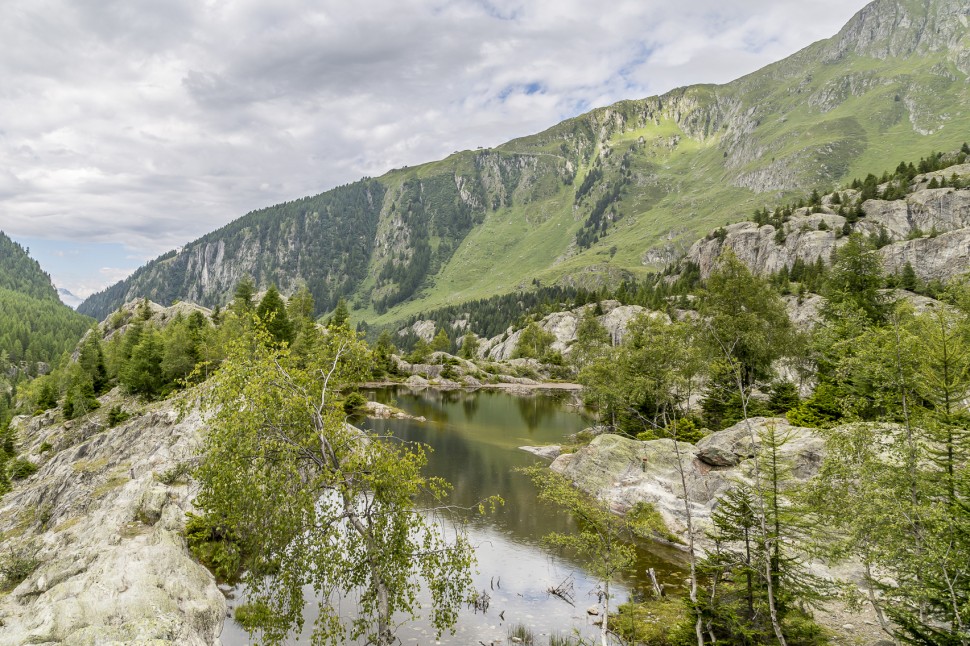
185;512;243;582
0;546;41;591
107;405;132;427
9;458;38;481
342;391;368;415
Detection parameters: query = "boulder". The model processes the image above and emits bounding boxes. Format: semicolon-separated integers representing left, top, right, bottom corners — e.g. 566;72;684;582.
0;401;225;645
520;445;562;460
695;417;789;467
404;375;429;388
551;420;826;549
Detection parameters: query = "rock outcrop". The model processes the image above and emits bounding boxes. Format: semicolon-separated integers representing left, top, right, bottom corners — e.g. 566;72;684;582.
0;393;225;645
550;418;824;549
478;300;656;361
687;173;970;283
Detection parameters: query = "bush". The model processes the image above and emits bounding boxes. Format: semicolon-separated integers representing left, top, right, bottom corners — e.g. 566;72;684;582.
185;512;243;582
9;458;38;481
0;546;41;591
342;391;368;415
107;405;132;427
612;598;694;646
638;417;705;444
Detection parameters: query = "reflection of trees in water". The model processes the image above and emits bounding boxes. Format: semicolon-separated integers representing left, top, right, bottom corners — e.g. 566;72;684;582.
461;393;480;420
367;388;686;593
515;394;558;432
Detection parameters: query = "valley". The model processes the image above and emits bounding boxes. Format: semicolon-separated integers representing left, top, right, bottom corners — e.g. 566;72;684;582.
2;1;970;645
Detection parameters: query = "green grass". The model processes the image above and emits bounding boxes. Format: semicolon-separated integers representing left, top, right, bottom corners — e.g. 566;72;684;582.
353;40;969;331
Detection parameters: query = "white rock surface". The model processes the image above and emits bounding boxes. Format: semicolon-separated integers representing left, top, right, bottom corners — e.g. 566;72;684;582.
550;418;824;550
478;301;655;361
0;397;225;645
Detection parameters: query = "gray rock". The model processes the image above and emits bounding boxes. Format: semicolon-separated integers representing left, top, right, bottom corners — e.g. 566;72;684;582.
479;300;655;361
398;320;436;343
695;417;791;467
551;419;825;550
0;403;225;645
520;445;562;460
404;375;429;388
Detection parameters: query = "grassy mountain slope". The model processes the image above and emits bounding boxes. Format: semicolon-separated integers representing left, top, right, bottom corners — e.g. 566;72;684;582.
0;232;94;366
79;0;970;326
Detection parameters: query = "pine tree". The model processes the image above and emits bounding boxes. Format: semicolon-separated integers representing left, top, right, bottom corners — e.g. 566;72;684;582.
329;298;350;330
256;285;294;346
233;276;256;312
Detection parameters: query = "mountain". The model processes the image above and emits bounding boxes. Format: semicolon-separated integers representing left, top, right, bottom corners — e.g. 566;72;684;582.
57;287;83;309
0;232;94;367
78;0;970;324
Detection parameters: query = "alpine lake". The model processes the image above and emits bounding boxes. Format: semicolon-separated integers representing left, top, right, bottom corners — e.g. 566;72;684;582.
221;386;687;645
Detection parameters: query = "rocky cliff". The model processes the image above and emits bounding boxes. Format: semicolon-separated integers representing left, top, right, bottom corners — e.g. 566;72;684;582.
0;392;225;645
79;0;970;327
687;165;970;282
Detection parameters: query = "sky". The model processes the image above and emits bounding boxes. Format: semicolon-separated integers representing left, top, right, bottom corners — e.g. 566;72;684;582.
0;0;872;306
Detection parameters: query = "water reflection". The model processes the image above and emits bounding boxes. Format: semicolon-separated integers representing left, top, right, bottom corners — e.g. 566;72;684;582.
221;387;687;645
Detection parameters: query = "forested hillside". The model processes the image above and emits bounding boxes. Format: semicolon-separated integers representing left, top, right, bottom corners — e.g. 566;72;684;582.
0;233;93;369
80;0;970;329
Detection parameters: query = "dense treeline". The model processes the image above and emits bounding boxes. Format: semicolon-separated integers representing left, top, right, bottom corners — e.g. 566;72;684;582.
0;233;60;302
390;263;702;354
0;289;93;369
0;232;94;435
79;179;387;320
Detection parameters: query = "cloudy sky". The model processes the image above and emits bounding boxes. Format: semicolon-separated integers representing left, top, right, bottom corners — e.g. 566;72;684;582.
1;0;871;305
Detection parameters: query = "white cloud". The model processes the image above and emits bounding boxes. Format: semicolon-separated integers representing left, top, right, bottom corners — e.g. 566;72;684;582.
0;0;870;293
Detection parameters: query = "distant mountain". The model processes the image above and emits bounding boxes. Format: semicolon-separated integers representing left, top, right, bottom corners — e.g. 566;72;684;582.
57;287;83;309
78;0;970;324
0;232;93;366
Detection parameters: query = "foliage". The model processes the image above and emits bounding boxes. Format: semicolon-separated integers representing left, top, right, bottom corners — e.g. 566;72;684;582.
256;284;294;346
429;328;451;353
513;322;556;361
694;426;829;645
341;391;368;415
571;308;611;368
822;233;889;324
699;251;793;387
0;544;41;591
193;325;476;645
457;332;480;360
185;511;244;582
611;598;694;646
8;458;38;481
804;296;970;644
580;314;701;435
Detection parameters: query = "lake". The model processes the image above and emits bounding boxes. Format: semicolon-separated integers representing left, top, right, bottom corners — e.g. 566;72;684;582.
221;386;686;645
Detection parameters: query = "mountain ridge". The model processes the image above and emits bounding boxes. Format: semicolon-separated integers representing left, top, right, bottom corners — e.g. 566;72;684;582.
78;0;970;324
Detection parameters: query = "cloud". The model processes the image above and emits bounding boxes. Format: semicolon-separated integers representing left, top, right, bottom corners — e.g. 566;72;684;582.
0;0;870;293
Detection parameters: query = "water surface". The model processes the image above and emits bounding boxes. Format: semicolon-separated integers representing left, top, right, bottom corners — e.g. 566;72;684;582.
221;387;686;645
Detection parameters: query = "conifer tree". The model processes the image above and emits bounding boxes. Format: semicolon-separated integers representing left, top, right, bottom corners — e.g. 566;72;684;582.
256;285;294;346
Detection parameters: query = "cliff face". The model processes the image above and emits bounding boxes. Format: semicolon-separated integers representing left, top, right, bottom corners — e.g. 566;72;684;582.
687;165;970;282
79;0;970;326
